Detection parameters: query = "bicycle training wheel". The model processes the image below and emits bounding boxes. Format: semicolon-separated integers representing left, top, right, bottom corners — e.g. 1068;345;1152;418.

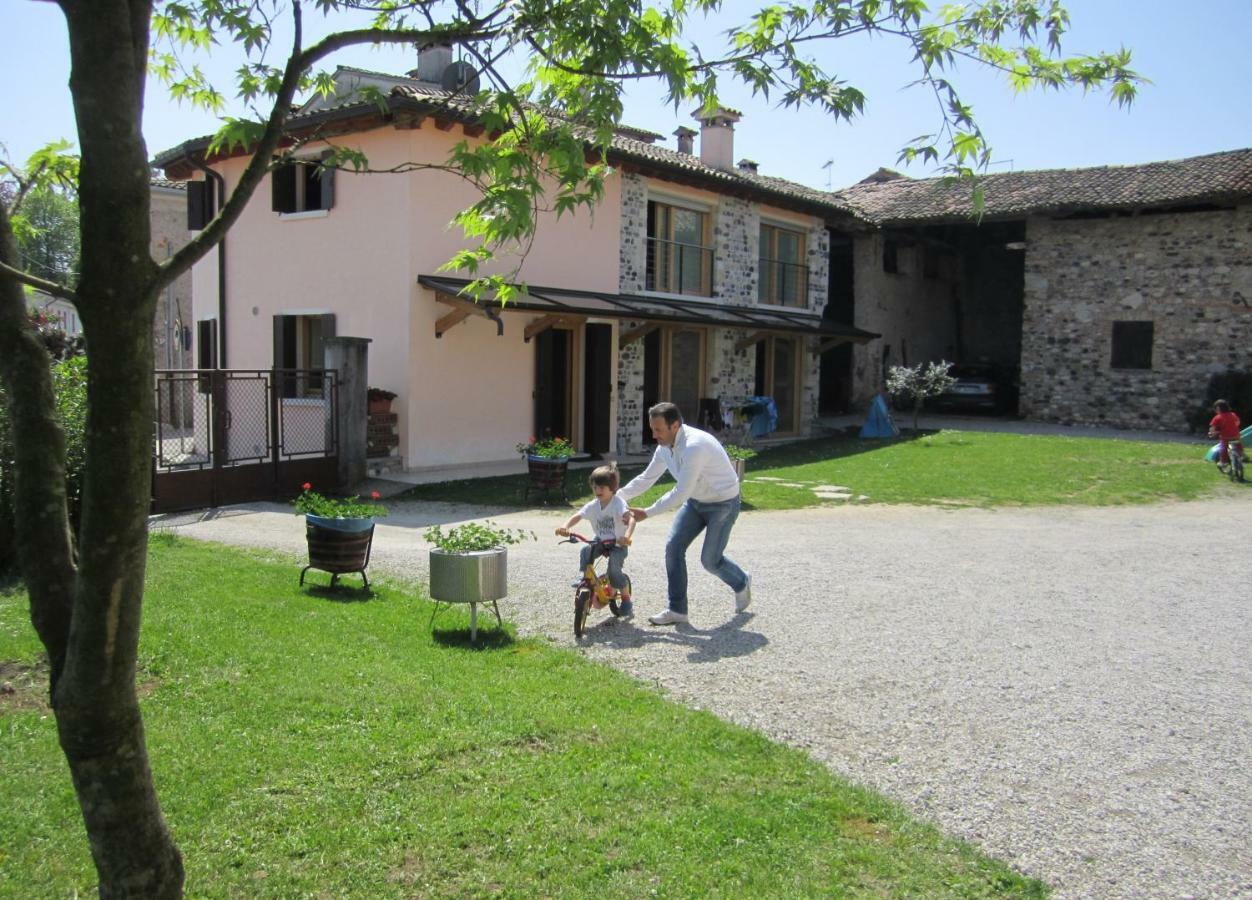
608;576;631;616
574;588;590;638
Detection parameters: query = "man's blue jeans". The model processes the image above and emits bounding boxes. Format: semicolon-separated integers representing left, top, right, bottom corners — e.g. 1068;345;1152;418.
665;496;747;614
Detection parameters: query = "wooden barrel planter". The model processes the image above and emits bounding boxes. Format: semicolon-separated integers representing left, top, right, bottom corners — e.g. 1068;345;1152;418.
524;455;570;502
300;514;375;589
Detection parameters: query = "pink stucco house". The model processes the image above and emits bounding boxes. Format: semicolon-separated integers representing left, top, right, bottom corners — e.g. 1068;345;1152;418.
156;48;875;471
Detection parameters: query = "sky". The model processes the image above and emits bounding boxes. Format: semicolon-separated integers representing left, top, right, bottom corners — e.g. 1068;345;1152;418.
1;1;1249;192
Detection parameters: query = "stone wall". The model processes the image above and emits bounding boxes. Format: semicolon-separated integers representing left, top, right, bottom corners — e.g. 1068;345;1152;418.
150;186;194;369
615;173;829;449
849;233;961;406
1019;205;1252;431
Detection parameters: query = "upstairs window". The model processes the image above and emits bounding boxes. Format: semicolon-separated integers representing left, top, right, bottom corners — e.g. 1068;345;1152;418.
272;154;335;215
758;223;807;307
1110;321;1154;370
882;238;899;274
646;200;712;295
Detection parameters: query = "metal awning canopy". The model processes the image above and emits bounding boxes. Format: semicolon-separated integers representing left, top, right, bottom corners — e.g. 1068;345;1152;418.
418;274;878;346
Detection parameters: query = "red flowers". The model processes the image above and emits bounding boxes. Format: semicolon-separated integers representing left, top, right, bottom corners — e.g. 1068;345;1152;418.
302;482;312;491
370;491;381;500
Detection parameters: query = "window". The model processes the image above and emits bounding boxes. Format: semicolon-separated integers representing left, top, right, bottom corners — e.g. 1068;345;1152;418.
882;238;899;274
271;154;335;215
640;326;707;444
273;314;336;397
758;224;808;307
754;335;800;434
1110;321;1154;370
646;200;712;295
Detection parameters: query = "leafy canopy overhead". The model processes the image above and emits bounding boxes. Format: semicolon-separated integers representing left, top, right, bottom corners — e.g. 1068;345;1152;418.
151;0;1140;297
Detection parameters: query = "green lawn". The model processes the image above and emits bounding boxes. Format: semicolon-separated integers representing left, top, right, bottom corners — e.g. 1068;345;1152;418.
0;536;1045;897
400;429;1228;510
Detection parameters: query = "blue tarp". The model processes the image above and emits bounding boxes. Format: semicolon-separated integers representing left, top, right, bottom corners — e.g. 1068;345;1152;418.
1204;424;1252;461
748;396;779;438
859;394;899;439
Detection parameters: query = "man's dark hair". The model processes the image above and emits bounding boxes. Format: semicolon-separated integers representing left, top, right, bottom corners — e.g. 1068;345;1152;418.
648;401;682;426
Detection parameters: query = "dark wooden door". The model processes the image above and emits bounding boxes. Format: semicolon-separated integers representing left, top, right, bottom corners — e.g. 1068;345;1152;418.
583;324;612;455
534;328;571;442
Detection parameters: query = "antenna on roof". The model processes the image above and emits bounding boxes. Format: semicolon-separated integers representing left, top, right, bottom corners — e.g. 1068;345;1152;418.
821;159;833;190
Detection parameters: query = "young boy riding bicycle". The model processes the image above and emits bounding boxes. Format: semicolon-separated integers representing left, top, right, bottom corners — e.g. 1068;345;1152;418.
555;464;636;617
1208;399;1244;472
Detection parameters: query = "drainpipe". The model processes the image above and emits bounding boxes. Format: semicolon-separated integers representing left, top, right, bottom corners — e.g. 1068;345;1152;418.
188;156;228;367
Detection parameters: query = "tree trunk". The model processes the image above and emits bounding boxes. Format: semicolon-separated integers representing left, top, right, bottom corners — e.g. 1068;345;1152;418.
21;1;185;894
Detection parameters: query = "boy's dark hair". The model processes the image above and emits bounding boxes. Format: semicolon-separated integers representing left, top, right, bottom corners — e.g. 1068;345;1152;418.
1215;399;1232;413
589;464;619;491
648;401;682;426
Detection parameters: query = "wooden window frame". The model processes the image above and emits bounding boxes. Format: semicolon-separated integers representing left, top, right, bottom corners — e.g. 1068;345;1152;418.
660;326;707;419
758;223;808;307
646;200;713;296
756;334;802;436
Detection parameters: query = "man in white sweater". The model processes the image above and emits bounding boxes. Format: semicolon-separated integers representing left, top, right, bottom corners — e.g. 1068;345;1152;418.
618;402;751;625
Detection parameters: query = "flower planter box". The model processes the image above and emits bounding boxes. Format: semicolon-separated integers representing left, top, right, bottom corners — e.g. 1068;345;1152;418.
524;455;570;502
429;547;508;641
301;515;375;589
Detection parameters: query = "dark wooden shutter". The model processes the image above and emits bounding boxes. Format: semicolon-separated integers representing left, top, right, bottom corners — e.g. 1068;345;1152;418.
271;163;296;213
187;180;213;230
197;319;218;393
273;315;297;398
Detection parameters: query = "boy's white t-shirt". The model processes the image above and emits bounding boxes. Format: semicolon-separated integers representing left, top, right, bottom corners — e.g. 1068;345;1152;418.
579;494;629;541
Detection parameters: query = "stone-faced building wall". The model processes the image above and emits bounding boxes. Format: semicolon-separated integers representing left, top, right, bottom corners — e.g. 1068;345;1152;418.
849;232;961;406
150;183;193;368
614;172;831;453
1019;205;1252;430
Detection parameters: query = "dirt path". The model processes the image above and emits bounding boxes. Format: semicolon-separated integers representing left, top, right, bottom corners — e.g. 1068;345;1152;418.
162;496;1252;898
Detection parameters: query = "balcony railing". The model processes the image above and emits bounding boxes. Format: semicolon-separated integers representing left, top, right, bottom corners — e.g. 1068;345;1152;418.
758;257;809;308
646;236;714;296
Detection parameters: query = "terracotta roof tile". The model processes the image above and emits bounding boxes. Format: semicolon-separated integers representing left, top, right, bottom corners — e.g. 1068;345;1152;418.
834;149;1252;224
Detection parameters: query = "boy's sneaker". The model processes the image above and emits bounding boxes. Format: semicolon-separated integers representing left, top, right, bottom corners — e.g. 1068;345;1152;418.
616;600;634;619
648;609;688;626
734;574;752;612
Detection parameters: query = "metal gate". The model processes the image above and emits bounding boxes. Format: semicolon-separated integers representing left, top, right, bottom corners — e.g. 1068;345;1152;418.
152;369;339;513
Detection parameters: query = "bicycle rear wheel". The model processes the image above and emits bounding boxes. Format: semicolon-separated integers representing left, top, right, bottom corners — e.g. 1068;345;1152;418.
1232;450;1245;483
574;588;590;638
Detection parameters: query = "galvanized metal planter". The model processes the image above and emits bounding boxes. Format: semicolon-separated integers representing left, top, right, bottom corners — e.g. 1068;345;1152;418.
429;548;508;641
731;458;746;482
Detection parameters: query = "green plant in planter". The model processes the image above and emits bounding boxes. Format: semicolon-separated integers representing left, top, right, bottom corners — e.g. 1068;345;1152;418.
516;435;573;459
723;444;758;461
423;521;535;553
294;483;389;520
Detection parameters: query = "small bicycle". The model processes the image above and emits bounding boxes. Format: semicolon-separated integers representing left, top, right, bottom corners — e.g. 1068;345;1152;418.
1220;440;1246;483
560;532;631;638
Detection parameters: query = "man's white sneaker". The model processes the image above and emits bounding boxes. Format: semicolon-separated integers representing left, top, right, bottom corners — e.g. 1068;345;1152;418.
648;609;689;626
734;574;752;612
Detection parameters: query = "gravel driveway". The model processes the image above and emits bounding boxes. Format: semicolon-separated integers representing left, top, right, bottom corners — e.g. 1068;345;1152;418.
162;497;1252;898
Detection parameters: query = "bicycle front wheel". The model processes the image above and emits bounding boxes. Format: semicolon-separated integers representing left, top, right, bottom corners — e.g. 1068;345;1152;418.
574;588;590;638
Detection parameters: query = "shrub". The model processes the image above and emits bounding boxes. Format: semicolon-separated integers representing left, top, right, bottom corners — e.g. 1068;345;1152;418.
0;354;88;575
886;361;956;431
1187;370;1252;434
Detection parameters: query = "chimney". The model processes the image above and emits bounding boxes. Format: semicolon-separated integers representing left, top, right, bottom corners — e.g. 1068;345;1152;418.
693;107;741;171
411;41;453;83
673;126;697;155
737;159;759;174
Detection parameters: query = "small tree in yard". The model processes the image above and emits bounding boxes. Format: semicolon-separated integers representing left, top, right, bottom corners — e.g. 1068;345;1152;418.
887;361;957;431
0;1;1141;894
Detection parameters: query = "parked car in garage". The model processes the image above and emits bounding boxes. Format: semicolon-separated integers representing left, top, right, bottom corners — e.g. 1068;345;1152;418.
932;364;1017;414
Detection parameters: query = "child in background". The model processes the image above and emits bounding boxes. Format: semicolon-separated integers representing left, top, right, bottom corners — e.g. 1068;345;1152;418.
1208;399;1244;472
556;464;635;617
